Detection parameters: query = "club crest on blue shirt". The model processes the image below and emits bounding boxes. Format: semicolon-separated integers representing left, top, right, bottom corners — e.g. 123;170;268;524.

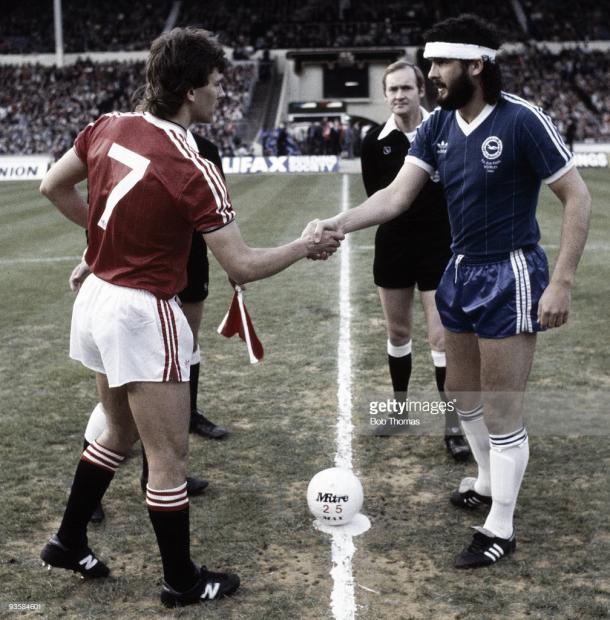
481;136;503;160
383;146;392;155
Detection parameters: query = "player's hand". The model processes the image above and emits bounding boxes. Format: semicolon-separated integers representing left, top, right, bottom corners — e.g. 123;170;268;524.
69;260;91;293
302;216;345;244
303;229;344;261
312;216;344;243
537;281;571;328
301;219;319;240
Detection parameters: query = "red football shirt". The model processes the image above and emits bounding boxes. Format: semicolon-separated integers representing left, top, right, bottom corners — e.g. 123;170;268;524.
74;112;234;298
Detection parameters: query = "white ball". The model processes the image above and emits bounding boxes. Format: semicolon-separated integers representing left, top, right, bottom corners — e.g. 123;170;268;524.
307;467;363;525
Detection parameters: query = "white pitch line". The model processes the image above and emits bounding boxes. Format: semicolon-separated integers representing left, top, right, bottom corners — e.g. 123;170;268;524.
0;255;81;265
330;173;357;620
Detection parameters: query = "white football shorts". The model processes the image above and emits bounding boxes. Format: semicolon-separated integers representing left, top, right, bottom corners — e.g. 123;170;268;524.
70;274;192;388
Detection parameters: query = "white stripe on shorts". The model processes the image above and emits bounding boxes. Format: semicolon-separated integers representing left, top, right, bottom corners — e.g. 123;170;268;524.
509;250;533;333
517;249;533;331
157;299;181;382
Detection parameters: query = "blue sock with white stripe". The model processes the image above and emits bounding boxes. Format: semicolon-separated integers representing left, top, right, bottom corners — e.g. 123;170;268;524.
483;428;529;539
457;405;490;495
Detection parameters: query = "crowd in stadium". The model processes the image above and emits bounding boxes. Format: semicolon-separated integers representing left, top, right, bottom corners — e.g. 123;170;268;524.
0;1;609;158
2;0;610;53
0;61;256;159
2;45;606;159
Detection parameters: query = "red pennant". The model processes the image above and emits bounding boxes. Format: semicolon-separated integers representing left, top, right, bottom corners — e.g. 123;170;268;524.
217;287;264;364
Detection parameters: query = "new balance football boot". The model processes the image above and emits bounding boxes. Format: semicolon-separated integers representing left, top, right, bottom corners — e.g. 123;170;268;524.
161;565;240;607
40;535;110;578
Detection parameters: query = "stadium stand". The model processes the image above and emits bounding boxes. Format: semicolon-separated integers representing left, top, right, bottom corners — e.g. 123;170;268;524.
0;1;171;53
0;60;257;158
0;48;607;158
2;0;610;54
0;1;608;157
522;0;610;41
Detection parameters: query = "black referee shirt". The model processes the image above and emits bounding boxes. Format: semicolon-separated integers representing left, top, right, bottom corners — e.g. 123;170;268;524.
360;121;447;224
192;134;224;178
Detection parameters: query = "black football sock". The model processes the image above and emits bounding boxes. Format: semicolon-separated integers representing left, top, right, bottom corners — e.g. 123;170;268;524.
387;339;412;399
430;350;461;435
434;365;447;396
146;483;198;592
190;362;200;414
57;441;125;549
141;444;149;485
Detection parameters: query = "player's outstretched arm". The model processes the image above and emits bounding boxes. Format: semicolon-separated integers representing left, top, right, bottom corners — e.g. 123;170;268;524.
40;148;88;228
307;162;429;242
538;167;592;329
204;221;344;285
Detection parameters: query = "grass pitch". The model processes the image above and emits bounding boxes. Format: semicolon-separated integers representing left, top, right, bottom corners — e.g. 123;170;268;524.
0;170;608;619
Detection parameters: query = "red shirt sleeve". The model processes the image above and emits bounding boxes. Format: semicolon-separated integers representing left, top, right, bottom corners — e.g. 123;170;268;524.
180;167;235;233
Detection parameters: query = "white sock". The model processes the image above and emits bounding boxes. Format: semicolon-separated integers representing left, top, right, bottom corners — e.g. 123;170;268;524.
84;402;108;444
387;339;411;357
483;428;529;539
457;405;490;496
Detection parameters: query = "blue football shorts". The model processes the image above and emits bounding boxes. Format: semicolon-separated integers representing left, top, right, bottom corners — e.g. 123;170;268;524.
435;245;549;339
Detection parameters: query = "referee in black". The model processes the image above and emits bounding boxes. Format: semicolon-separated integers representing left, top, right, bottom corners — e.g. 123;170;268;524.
360;60;469;460
183;132;230;441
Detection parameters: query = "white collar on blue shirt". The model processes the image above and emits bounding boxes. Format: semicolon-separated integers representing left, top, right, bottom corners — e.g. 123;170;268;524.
378;106;430;142
455;103;496;136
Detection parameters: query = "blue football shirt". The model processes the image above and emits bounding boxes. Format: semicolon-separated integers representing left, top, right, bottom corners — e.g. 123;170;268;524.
406;92;574;257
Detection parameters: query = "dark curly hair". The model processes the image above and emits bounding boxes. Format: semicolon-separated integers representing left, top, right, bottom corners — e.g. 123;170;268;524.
141;27;228;118
424;14;503;105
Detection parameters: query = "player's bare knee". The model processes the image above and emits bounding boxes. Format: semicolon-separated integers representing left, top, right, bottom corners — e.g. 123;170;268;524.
387;325;411;346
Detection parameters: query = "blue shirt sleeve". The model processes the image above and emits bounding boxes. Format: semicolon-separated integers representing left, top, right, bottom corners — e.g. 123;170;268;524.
519;106;574;184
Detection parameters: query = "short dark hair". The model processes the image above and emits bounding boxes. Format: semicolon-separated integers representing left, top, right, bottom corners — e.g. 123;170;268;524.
424;14;503;105
142;27;227;118
382;60;425;92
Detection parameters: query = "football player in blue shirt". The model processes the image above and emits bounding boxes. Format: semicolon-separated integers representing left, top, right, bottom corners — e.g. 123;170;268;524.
307;14;591;568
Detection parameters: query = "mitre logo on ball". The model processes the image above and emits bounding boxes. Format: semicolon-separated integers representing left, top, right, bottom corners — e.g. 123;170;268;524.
307;467;363;525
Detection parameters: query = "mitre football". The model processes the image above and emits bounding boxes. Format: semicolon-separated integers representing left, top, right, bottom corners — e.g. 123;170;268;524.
307;467;363;525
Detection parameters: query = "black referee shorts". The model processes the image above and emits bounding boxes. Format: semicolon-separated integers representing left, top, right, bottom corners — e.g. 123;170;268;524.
178;232;209;303
373;220;451;291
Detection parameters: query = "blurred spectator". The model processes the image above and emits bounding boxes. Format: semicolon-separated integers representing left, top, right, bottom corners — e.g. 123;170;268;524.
0;60;256;158
2;1;609;53
276;123;289;156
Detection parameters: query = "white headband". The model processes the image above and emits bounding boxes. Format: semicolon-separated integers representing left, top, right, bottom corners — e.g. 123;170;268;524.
423;42;497;61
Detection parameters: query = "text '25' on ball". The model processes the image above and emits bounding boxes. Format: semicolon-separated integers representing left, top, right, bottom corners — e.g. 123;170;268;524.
307;467;363;526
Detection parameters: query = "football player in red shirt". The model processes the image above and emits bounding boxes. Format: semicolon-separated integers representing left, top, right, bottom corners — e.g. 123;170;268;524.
39;27;342;607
